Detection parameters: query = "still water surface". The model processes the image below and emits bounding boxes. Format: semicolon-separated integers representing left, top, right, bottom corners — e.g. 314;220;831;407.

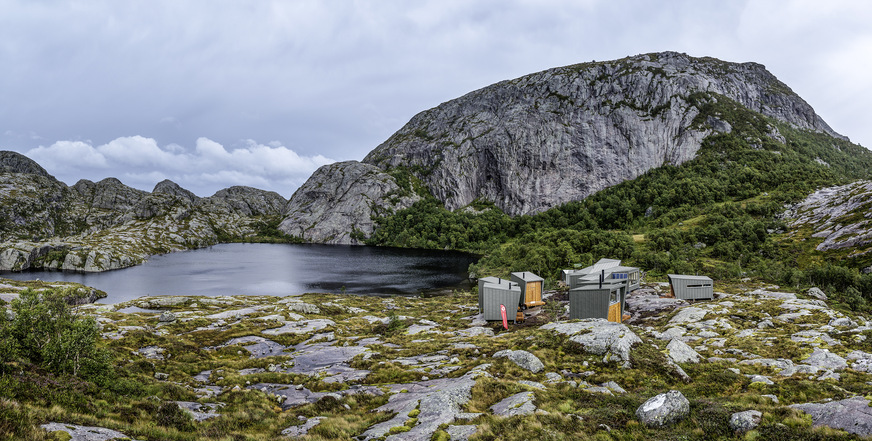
0;243;478;304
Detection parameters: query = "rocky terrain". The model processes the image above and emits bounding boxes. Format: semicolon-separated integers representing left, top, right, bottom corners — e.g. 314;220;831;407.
0;151;289;272
782;180;872;263
22;281;872;440
280;51;845;244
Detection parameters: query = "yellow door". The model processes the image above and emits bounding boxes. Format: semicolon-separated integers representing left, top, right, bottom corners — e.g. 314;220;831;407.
608;303;621;322
526;281;544;307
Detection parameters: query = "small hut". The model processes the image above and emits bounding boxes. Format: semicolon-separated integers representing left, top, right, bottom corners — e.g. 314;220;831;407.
569;281;626;322
510;271;545;309
477;276;504;313
479;279;522;321
667;274;714;300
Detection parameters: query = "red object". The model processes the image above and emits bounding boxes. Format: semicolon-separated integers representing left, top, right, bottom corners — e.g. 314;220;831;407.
500;304;509;329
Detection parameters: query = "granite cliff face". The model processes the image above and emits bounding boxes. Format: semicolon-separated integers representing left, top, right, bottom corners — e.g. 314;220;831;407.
281;52;843;243
279;161;421;244
0;152;289;272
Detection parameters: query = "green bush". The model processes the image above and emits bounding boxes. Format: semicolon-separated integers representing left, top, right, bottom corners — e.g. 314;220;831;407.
0;288;111;380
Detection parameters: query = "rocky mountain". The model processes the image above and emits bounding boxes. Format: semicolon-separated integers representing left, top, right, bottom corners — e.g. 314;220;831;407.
280;51;845;244
279;161;421;244
0;151;289;272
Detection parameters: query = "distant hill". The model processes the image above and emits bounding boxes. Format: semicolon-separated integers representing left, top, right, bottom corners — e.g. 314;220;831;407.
0;151;291;272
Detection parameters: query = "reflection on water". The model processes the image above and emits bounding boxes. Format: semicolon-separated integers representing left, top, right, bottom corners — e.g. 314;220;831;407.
0;243;477;304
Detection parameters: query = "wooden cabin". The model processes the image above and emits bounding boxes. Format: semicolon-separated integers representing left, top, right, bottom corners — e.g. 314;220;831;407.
667;274;714;300
510;271;545;308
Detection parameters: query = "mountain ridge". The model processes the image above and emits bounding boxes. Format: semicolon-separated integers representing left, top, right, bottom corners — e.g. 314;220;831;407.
0;151;290;272
280;51;848;244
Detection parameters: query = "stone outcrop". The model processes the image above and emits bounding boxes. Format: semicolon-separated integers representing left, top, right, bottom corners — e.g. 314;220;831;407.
278;161;421;244
284;52;843;244
791;397;872;436
635;390;691;427
782;180;872;257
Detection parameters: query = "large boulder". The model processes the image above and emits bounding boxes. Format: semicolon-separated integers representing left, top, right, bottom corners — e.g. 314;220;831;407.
729;410;762;432
791;396;872;436
666;339;701;364
542;319;642;367
635;390;690;427
492;350;544;373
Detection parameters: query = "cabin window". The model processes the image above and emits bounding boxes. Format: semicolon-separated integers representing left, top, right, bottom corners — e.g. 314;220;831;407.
609;290;618;303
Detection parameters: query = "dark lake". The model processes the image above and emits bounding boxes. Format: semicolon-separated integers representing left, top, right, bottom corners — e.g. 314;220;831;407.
0;243;478;304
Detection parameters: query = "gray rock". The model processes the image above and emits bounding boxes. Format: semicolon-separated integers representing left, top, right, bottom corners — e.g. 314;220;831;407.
358;369;487;441
747;375;773;385
138;345;165;360
517;380;546;390
542;320;642;367
802;348;848;371
158;311;177;322
492;349;545;373
829;317;857;328
791;396;872;436
446;424;477;441
635;390;691;427
666;339;701;364
281;416;325;438
455;326;494;337
220;336;288;359
847;350;872;373
490;391;536;417
175;401;222;421
285;302;321;315
603;381;627;394
729;410;762;432
807;287;828;300
669;307;707;325
41;422;144;441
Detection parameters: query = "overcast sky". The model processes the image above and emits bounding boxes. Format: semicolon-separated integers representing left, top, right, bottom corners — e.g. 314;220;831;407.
1;0;870;198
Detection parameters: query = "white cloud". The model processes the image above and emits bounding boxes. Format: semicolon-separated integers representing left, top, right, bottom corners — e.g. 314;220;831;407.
24;136;334;198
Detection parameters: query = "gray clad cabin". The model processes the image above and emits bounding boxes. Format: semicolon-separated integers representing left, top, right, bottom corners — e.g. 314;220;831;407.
510;271;545;308
565;259;641;291
667;274;714;300
479;279;522;321
569;281;626;322
477;276;505;313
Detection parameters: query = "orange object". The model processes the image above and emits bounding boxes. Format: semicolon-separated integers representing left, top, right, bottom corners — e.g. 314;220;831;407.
607;302;621;322
500;304;508;329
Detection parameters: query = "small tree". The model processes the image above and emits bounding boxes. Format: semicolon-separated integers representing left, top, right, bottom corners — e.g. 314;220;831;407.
1;288;110;379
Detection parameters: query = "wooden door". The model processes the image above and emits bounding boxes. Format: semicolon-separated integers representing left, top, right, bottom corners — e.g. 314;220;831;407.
526;281;541;305
608;303;621;322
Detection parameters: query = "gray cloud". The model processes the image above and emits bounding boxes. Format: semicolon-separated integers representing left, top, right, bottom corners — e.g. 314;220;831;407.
25;136;332;197
1;0;870;197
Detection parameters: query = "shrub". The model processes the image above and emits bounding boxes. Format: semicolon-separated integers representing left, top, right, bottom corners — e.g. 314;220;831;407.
0;288;111;380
